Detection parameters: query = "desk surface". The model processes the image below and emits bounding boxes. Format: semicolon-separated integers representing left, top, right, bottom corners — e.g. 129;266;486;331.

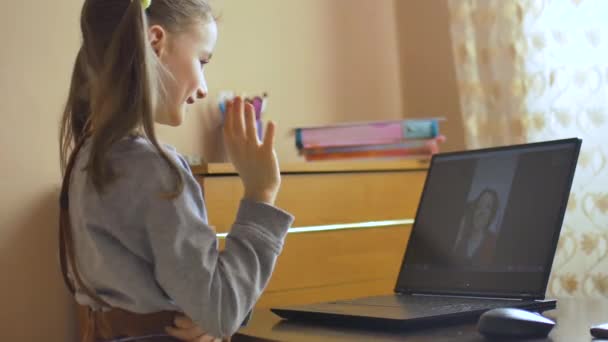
235;298;608;341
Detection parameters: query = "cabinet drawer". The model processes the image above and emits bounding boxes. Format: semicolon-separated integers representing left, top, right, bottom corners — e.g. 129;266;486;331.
202;171;426;232
198;161;428;307
264;225;411;292
218;224;412;307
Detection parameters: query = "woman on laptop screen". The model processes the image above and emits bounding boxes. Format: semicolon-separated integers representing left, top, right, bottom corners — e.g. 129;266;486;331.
452;188;499;266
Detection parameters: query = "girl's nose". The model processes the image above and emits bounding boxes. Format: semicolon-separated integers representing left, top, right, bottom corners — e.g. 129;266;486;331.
197;88;207;99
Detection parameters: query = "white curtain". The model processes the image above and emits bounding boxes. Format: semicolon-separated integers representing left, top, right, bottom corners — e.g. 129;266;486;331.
449;0;608;298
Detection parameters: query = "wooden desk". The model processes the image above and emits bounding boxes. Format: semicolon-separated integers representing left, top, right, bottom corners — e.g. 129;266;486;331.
234;298;608;341
192;160;429;307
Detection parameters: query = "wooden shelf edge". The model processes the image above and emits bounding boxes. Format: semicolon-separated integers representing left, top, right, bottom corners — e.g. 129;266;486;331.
191;159;430;176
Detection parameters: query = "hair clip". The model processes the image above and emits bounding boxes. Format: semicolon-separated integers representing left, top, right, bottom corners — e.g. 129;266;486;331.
141;0;152;10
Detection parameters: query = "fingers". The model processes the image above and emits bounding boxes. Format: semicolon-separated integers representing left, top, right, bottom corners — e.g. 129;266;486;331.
165;325;204;341
262;120;276;152
224;97;247;140
232;96;245;137
244;102;258;143
166;325;221;342
166;315;205;341
223;100;233;136
167;315;221;342
199;335;221;342
174;315;196;329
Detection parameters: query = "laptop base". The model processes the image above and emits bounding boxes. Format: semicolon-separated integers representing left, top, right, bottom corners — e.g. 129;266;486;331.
271;295;557;330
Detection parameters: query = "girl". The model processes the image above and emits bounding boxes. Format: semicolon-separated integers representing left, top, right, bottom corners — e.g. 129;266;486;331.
59;0;294;341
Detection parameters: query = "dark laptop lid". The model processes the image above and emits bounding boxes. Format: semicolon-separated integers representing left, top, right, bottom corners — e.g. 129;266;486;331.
396;138;581;299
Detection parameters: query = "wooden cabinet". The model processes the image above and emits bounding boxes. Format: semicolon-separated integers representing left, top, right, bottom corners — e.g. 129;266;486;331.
192;160;429;307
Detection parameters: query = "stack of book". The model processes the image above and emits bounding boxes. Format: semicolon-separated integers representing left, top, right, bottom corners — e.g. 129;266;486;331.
295;118;445;161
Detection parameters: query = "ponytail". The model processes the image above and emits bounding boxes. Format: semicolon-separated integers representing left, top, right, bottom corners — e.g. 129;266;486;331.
60;0;183;196
59;46;91;173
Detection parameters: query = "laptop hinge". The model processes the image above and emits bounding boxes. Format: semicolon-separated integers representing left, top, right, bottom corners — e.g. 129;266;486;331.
406;292;527;301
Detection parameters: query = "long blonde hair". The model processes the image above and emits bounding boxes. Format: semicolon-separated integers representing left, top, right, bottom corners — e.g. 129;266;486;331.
59;0;213;194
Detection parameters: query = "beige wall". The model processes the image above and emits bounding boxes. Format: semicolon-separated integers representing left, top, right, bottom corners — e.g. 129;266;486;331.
0;1;81;341
0;0;463;340
395;0;466;152
158;0;405;163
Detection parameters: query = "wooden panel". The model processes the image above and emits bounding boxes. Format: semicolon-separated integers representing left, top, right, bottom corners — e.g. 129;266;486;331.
265;226;411;292
219;225;412;307
202;171;426;232
192;159;429;175
202;162;427;307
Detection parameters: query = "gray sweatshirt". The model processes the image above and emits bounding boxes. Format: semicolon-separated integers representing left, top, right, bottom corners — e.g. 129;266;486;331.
68;136;294;338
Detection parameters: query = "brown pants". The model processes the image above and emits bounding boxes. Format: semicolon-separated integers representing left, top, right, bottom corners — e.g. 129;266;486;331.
78;305;231;342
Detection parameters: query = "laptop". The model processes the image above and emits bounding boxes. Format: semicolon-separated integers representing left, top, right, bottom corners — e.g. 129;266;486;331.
271;138;581;329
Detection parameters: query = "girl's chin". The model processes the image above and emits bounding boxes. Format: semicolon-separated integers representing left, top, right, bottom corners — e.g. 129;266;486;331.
155;109;185;127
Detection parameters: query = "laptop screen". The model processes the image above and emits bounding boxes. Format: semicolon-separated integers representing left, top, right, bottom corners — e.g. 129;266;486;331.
396;138;581;299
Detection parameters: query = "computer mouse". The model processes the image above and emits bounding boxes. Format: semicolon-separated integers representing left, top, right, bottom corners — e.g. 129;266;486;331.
477;307;555;339
591;323;608;339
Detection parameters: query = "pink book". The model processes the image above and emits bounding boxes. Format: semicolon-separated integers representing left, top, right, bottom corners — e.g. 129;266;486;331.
295;119;440;149
299;122;402;148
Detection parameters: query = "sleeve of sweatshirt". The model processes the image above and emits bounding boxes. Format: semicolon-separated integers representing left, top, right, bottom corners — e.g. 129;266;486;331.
141;154;294;338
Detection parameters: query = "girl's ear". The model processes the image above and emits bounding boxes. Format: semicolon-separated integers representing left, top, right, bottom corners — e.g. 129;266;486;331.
148;25;167;57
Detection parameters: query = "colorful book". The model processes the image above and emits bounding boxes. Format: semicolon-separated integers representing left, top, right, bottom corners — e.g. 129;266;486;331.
304;147;436;161
301;136;446;155
303;140;440;161
295;119;441;149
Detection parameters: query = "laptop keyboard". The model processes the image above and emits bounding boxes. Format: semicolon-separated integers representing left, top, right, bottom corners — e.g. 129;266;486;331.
333;295;528;315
